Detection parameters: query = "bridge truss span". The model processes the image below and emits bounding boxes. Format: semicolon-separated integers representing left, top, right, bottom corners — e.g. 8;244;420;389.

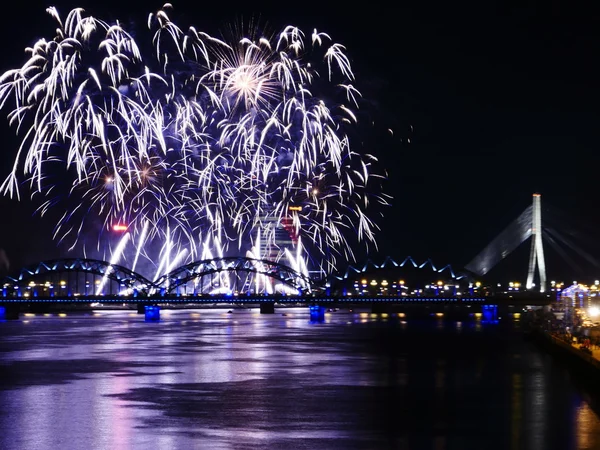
2;257;315;297
3;258;154;296
154;257;314;295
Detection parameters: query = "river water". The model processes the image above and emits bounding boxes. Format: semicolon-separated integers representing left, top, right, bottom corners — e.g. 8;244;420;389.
1;308;600;449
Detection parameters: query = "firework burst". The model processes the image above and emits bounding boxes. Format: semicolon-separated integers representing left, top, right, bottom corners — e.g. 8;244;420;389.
0;4;389;281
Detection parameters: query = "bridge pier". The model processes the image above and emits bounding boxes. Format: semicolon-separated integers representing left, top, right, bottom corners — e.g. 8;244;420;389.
259;302;275;314
0;305;20;320
482;304;498;323
144;305;160;322
309;305;326;322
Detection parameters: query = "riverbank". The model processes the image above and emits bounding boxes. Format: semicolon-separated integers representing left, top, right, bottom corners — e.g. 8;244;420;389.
529;327;600;397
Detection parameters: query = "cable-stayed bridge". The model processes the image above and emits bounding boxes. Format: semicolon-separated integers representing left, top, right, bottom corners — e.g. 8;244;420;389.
464;193;600;292
464;193;547;291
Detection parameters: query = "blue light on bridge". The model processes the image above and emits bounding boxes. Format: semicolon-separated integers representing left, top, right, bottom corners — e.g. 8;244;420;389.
309;305;326;323
145;305;160;322
482;305;498;323
0;306;5;320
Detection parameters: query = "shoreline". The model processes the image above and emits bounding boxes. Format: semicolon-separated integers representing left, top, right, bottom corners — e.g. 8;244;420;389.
529;327;600;396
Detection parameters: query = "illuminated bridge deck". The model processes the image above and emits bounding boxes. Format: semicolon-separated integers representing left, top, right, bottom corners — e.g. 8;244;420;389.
0;295;545;305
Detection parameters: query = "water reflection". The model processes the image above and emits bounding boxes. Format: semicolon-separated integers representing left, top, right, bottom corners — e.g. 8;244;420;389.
576;401;600;449
526;363;546;450
511;373;523;450
0;310;600;449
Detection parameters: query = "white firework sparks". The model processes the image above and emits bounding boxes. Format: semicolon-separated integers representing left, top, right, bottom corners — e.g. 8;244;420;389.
0;5;389;281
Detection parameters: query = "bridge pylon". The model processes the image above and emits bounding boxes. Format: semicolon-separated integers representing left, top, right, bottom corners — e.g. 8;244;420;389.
526;193;547;292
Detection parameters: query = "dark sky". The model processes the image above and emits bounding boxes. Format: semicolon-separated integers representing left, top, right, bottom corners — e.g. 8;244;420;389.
1;0;600;283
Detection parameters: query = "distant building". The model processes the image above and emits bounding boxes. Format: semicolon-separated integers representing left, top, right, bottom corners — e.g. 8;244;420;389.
258;214;298;263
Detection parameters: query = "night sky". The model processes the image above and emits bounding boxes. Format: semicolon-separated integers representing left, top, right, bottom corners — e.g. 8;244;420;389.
1;0;599;283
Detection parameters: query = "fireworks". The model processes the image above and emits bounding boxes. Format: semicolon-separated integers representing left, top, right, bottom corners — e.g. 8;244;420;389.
0;5;388;283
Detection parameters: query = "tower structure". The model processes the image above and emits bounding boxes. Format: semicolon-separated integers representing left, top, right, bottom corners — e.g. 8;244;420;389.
526;193;547;292
258;213;298;262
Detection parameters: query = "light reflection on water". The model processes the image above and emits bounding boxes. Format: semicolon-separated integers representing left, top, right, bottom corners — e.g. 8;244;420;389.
1;309;600;449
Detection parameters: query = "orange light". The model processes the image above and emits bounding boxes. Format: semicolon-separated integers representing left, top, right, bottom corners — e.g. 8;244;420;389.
288;206;302;211
112;224;128;231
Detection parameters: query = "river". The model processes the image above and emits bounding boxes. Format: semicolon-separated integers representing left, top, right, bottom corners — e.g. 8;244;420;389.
1;308;599;449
